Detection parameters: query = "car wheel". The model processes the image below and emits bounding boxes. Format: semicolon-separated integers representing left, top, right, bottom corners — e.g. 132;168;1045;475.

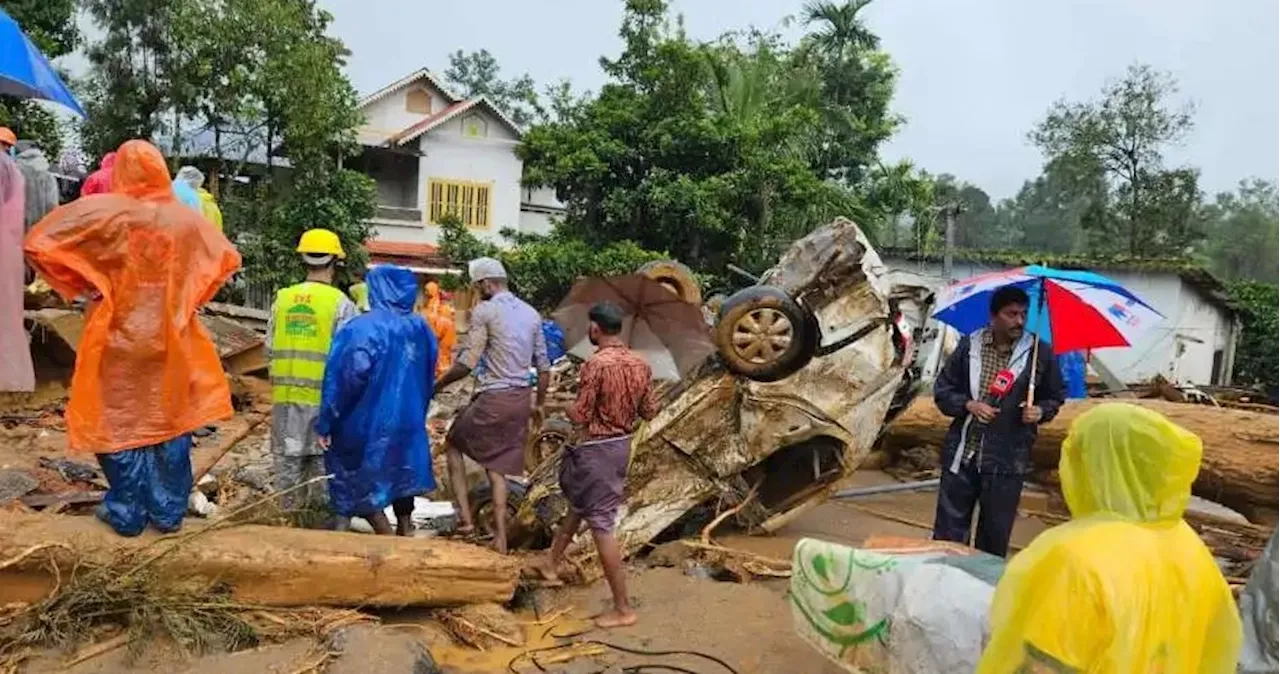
469;478;528;546
637;260;702;305
714;286;815;382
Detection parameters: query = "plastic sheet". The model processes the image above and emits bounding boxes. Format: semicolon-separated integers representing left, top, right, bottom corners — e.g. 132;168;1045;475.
0;154;33;392
1238;532;1279;674
14;147;58;231
316;266;439;517
542;318;566;363
1058;350;1087;399
79;152;115;196
24;140;241;451
978;403;1242;673
95;434;194;536
791;537;1002;674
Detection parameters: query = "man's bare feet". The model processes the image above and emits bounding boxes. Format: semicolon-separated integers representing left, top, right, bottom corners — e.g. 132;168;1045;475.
593;609;637;629
527;559;565;587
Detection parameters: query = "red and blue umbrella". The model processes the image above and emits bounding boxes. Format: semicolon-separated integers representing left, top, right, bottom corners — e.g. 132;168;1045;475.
932;265;1163;354
0;7;86;116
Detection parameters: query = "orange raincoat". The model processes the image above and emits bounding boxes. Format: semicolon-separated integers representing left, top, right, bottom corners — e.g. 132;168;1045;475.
421;281;456;376
24;140;241;453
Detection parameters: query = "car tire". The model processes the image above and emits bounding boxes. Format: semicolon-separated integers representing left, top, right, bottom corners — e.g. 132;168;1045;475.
468;478;528;546
714;286;815;382
637;260;702;305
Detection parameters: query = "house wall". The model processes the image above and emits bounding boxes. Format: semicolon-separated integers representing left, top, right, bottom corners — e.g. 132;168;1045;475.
518;186;564;237
880;256;1237;386
358;84;452;142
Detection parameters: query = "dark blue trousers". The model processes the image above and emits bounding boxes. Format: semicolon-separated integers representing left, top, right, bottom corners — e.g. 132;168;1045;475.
95;435;193;536
931;458;1024;558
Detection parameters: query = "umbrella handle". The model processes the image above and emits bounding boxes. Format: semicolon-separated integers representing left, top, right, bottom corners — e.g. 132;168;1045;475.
1026;279;1046;407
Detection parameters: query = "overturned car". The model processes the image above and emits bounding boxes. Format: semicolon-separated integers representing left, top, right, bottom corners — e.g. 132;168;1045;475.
509;218;934;557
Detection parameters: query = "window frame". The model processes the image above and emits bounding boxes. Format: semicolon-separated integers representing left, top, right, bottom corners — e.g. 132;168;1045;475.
426;177;495;230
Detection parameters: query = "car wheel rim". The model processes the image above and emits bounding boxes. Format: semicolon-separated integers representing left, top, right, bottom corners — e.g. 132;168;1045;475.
731;307;793;364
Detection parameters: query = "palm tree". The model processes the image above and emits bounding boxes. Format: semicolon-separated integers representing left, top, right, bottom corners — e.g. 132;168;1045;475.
801;0;879;56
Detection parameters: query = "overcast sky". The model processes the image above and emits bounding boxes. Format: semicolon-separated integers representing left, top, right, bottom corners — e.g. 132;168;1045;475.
318;0;1277;200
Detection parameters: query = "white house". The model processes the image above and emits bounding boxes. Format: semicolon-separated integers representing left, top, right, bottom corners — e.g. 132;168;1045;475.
880;249;1242;387
349;69;565;272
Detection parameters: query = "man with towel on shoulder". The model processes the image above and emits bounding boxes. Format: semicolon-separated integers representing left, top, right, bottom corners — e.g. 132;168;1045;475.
436;257;550;553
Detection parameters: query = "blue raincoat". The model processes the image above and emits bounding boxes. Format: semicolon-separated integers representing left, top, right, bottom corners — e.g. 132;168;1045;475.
172;179;201;211
314;266;438;517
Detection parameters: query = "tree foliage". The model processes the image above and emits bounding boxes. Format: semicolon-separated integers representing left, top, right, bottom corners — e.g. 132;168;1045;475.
1227;281;1278;395
1199;179;1279;283
437;217;666;311
443;49;542;127
521;0;909;277
1031;64;1200;256
81;0;371;292
0;0;79;157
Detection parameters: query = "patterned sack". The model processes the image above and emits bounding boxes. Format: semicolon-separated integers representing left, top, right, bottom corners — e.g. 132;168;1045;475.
790;537;1005;674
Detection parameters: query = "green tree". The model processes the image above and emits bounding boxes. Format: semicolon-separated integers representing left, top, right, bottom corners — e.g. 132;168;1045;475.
1227;281;1278;395
798;0;900;183
1000;156;1109;254
1031;64;1200;256
930;174;1010;249
0;0;79;157
444;49;540;127
1200;179;1280;283
437;217;666;311
521;0;902;277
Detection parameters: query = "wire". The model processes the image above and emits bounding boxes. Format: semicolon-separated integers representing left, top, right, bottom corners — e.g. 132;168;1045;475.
506;636;741;674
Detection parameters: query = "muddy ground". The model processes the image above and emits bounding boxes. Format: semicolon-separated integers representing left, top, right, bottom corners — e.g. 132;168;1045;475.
11;470;1053;674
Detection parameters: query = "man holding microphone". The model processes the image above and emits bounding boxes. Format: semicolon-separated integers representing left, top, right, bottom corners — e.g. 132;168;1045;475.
931;286;1065;557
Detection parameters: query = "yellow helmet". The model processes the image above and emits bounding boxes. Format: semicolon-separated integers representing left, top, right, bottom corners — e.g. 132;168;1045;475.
296;228;346;259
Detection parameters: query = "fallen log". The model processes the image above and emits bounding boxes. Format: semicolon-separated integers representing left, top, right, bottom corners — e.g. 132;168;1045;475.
0;511;520;608
884;397;1279;524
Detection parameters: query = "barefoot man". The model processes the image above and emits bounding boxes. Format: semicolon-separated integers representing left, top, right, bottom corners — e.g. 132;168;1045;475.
534;302;659;628
436;257;550;552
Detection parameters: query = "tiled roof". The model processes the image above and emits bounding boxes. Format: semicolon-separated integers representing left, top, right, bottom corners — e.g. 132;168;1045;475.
358;68;461;108
365;240;439;257
385;100;476;145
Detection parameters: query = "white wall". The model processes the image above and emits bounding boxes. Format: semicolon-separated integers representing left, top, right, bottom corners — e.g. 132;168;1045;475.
518;185;564;237
414;108;522;247
881;255;1237;385
358;82;453;142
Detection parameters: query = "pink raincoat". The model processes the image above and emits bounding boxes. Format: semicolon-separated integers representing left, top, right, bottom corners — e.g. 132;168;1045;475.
0;153;34;391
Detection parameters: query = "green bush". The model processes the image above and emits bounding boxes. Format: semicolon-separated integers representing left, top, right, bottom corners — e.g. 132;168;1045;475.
437;217;667;311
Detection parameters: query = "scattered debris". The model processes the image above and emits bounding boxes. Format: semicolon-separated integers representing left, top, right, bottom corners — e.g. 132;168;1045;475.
0;470;38;506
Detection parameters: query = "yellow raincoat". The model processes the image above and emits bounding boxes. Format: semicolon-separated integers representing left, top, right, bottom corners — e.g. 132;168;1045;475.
978;403;1241;673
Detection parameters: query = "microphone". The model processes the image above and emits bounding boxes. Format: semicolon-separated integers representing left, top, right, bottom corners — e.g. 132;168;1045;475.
984;369;1016;407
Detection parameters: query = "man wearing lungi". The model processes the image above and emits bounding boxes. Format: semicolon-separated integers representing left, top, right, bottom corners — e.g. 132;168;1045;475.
532;302;659;628
436;257;550;553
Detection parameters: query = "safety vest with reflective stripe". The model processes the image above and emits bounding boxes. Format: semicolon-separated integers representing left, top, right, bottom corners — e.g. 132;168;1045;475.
270;281;346;406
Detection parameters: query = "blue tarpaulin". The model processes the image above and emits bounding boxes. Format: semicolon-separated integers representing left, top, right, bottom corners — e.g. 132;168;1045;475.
1059;350;1088;399
95;435;194;536
315;265;438;517
0;7;87;116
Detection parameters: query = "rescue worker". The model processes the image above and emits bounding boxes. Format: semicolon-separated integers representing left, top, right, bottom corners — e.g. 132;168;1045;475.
978;403;1242;672
175;165;223;231
348;269;370;312
23;139;240;535
267;228;358;514
421;280;456;377
0;127;15;154
316;265;438;536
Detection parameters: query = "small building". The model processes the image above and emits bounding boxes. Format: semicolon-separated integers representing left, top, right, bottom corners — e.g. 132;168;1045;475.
879;249;1242;387
350;69;565;271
